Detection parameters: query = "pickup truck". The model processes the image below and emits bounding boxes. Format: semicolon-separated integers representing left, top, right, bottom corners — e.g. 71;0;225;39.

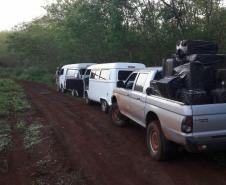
111;67;226;161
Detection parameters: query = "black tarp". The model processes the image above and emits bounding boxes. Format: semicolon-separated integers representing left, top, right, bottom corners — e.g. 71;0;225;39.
176;40;218;57
155;76;184;99
66;79;84;97
176;89;212;105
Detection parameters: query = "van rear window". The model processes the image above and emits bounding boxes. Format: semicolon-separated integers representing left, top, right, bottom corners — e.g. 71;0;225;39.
118;71;133;81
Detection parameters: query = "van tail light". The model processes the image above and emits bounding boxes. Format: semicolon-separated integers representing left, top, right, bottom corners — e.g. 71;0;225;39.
181;116;193;133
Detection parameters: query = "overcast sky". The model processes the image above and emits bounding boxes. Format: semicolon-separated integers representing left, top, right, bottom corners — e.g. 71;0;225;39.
0;0;53;31
0;0;226;31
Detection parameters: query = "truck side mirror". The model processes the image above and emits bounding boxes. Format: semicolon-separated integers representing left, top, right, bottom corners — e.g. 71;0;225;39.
146;87;152;96
117;81;125;88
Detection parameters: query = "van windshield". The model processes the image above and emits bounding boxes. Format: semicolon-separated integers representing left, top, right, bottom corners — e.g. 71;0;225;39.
80;69;86;75
118;70;133;81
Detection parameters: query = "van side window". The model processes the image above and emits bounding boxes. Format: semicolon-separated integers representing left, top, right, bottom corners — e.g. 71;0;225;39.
118;71;133;81
90;69;100;79
124;73;137;90
100;69;110;80
134;73;148;92
66;69;79;78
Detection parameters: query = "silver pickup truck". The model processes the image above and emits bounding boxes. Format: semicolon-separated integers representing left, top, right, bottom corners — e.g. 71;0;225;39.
111;67;226;161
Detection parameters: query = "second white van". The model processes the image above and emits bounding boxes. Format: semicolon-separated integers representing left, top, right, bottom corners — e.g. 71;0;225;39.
84;62;146;112
58;63;96;94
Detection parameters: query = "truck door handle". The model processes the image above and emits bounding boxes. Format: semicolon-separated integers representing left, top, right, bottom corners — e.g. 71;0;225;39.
136;97;140;100
126;94;130;96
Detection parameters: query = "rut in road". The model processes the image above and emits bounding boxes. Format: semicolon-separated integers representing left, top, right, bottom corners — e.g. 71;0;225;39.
20;81;226;185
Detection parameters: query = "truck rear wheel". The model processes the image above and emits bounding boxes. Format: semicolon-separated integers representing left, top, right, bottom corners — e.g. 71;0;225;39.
111;103;127;127
147;120;175;161
101;100;109;113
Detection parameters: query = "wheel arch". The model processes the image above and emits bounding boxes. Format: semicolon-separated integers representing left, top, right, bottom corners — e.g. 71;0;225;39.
111;95;117;104
146;111;160;127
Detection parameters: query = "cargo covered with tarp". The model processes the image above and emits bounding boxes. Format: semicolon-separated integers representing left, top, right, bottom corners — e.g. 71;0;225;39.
151;40;226;105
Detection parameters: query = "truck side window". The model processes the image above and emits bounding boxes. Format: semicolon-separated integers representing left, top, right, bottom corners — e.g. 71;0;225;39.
125;73;137;90
134;73;148;92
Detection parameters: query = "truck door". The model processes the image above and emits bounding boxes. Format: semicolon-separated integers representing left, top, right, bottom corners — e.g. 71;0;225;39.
128;73;148;124
117;73;138;116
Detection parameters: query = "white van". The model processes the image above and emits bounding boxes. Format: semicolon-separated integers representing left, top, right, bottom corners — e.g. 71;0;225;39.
58;63;96;93
84;62;146;112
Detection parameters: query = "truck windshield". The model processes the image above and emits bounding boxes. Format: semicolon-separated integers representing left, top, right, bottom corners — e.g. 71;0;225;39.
118;70;133;81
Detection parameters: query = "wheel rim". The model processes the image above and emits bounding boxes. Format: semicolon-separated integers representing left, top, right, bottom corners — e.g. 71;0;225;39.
150;130;159;153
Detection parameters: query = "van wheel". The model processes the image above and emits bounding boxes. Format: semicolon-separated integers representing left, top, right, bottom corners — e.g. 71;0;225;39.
85;95;92;105
111;103;127;127
60;85;65;93
72;90;79;97
147;120;175;161
57;86;60;92
101;100;109;113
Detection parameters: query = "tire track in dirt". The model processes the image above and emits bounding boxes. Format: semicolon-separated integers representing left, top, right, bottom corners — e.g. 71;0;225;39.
20;81;226;185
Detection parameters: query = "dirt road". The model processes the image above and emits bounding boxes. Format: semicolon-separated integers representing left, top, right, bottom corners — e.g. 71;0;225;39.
20;81;226;185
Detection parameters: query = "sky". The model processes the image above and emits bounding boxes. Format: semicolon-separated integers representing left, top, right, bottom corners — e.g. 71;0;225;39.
0;0;226;31
0;0;53;31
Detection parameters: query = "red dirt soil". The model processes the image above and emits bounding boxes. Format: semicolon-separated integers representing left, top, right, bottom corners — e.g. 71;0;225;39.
20;81;226;185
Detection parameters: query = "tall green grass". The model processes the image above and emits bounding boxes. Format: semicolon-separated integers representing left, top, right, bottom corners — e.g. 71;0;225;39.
0;79;31;115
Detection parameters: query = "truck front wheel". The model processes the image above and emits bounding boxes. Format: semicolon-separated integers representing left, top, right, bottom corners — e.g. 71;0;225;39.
111;103;127;127
147;120;175;161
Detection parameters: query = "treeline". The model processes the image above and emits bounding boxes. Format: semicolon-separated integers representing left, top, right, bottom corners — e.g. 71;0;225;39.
1;0;226;82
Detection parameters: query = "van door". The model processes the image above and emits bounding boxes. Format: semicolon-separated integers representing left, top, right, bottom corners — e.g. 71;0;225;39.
128;73;148;125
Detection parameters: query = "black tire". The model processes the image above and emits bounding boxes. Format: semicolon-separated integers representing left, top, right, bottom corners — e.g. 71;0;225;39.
101;100;109;113
85;94;92;105
147;120;175;161
56;86;60;92
111;103;127;127
72;90;79;97
60;85;66;93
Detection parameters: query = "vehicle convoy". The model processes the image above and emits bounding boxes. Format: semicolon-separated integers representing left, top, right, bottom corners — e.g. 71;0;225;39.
57;63;95;96
84;62;146;113
111;40;226;161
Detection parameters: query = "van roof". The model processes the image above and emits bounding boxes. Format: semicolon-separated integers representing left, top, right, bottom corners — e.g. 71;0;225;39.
87;62;146;70
137;67;162;73
62;63;96;69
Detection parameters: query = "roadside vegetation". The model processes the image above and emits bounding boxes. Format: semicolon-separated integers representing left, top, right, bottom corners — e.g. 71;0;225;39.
0;79;30;115
0;79;87;185
1;0;226;84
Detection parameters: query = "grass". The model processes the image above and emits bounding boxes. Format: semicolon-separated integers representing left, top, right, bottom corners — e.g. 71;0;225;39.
0;67;55;85
0;79;31;115
0;122;12;152
16;121;44;151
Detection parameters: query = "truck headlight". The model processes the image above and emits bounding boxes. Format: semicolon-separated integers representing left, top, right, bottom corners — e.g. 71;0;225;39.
181;116;193;133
